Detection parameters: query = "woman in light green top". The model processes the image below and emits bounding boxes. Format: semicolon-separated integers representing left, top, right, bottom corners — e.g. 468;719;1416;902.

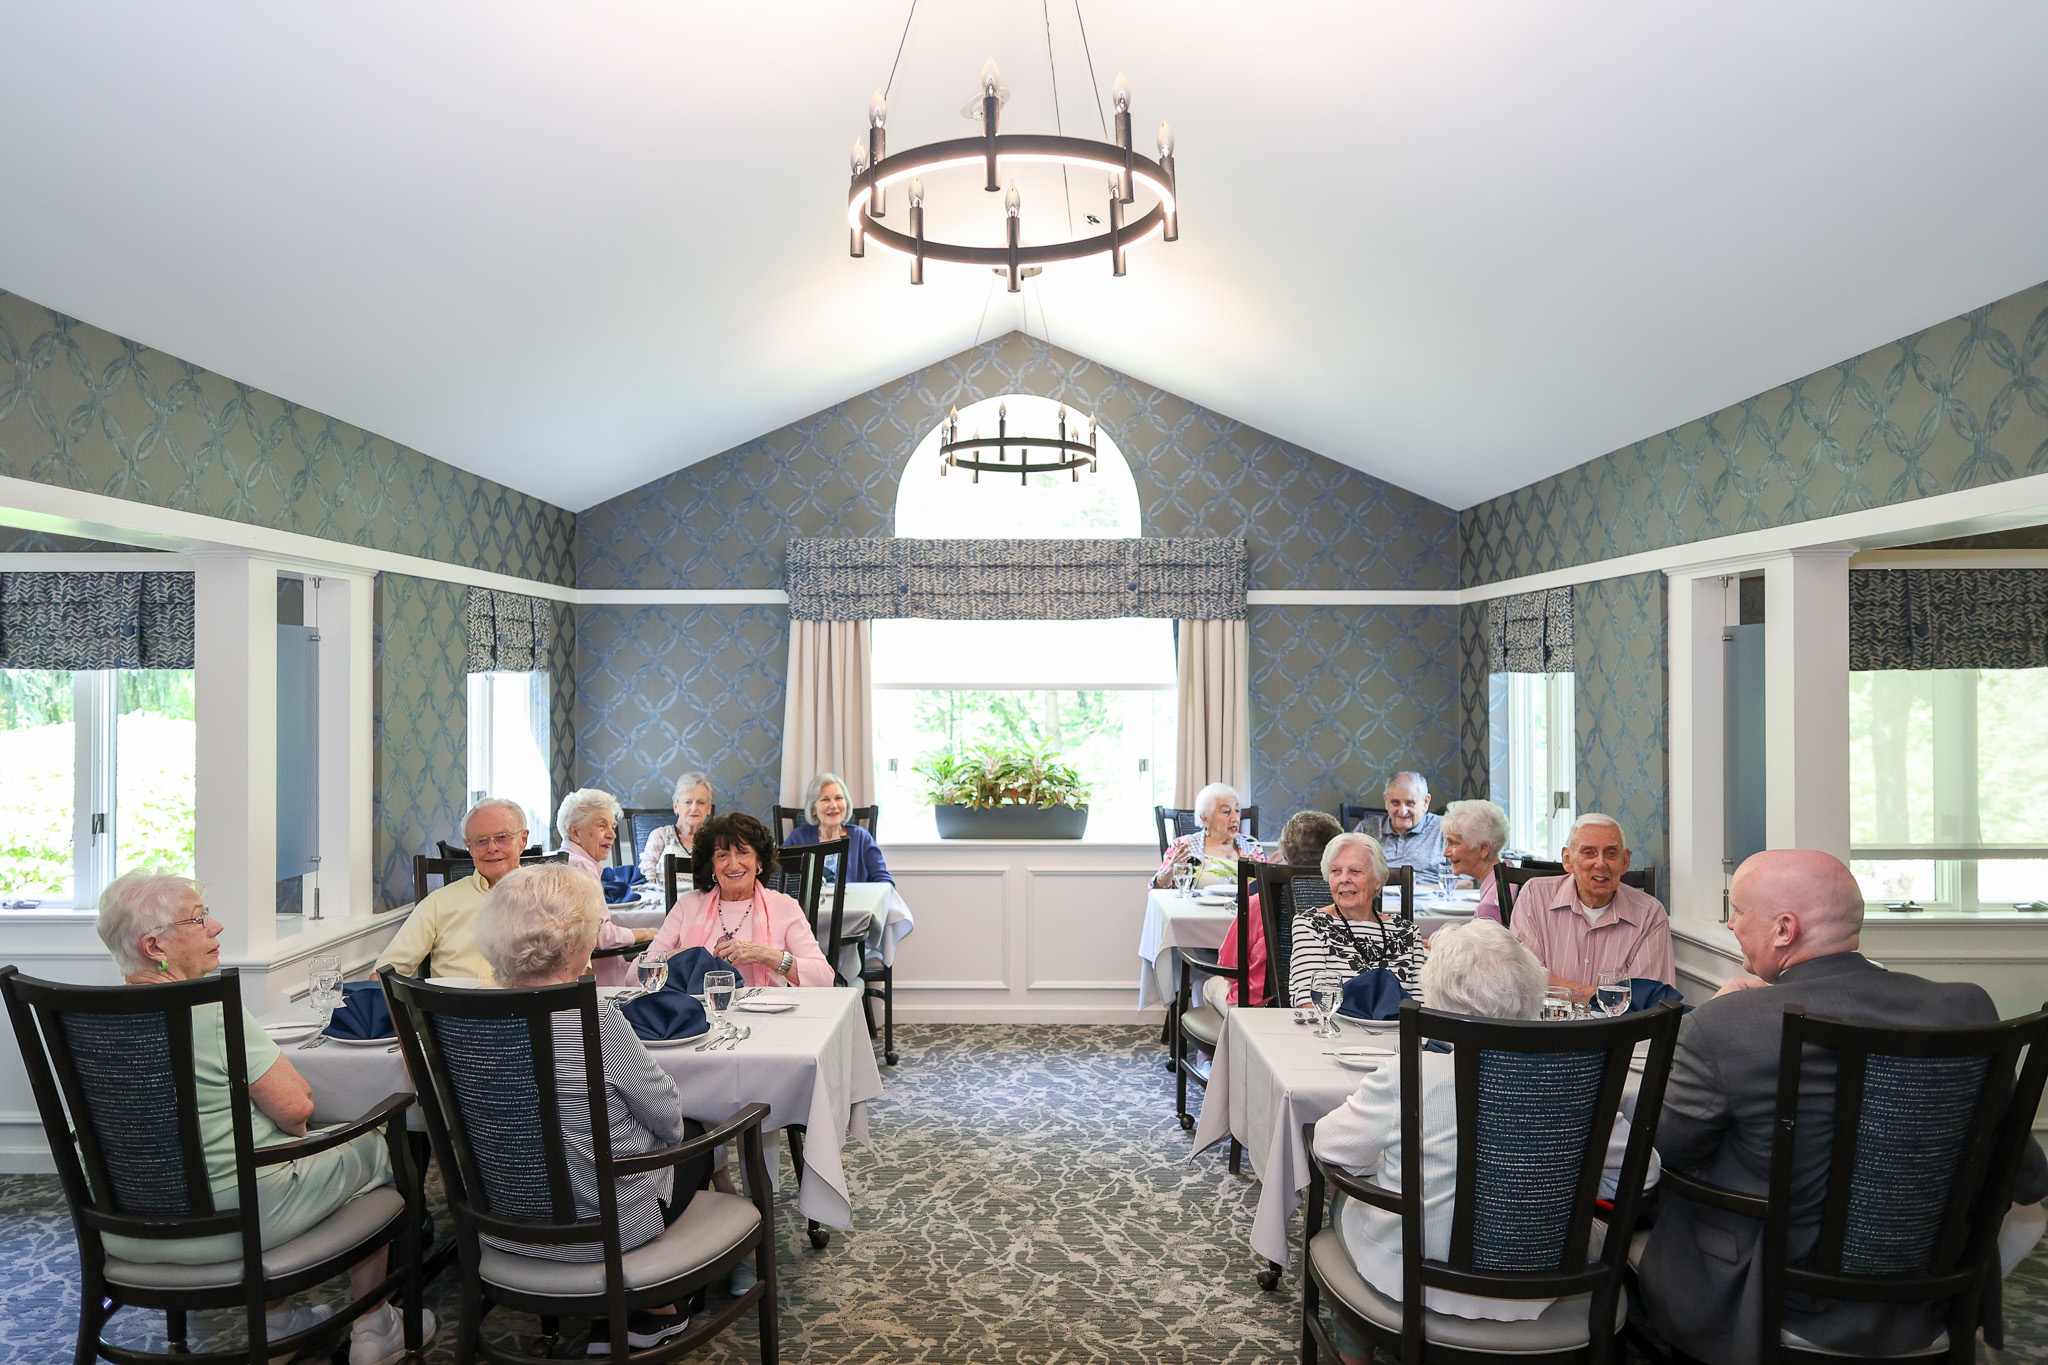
1151;781;1268;888
94;871;433;1365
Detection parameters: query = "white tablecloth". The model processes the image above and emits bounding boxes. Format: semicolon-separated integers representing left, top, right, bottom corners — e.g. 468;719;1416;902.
610;883;915;970
261;987;884;1230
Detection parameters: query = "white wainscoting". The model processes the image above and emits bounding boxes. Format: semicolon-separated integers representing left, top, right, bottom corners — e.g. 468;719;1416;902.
886;841;1159;1023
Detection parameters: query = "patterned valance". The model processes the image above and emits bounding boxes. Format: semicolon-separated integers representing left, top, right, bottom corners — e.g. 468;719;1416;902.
1851;569;2048;670
1485;587;1574;674
466;587;552;672
786;537;1247;621
0;572;195;669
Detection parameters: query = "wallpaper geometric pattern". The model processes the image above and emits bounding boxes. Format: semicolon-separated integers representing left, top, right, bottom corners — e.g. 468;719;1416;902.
0;290;576;585
373;574;471;909
573;605;790;825
1460;282;2048;583
577;331;1457;594
1457;602;1492;804
1574;573;1669;874
1247;605;1459;818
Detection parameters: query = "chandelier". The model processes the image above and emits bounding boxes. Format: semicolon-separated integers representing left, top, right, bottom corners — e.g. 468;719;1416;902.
847;57;1178;292
940;402;1099;483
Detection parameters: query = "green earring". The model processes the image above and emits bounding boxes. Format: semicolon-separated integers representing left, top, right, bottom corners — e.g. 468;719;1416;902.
158;958;169;972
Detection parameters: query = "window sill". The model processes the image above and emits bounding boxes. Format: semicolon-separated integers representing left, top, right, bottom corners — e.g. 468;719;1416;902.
1861;905;2048;923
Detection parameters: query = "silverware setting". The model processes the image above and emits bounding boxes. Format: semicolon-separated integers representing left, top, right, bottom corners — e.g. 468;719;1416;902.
297;1034;330;1050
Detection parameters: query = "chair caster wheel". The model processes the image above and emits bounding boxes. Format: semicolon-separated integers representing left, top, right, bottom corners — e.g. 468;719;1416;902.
1178;1113;1195;1130
808;1226;830;1249
1256;1266;1282;1292
885;1051;899;1065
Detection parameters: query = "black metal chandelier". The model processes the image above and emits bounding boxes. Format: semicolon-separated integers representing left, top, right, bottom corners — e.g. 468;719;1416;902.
848;58;1178;292
939;402;1099;483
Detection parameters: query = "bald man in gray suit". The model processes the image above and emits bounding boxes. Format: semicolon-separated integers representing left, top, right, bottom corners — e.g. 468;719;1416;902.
1635;850;2046;1363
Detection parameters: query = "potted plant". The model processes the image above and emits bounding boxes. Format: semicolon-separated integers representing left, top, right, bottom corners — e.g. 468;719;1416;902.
915;743;1092;839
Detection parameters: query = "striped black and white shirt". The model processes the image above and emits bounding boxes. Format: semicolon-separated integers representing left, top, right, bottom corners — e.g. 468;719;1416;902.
1288;908;1424;1006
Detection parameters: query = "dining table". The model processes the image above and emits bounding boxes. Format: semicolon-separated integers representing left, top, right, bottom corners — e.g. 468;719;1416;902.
611;881;914;982
260;985;884;1232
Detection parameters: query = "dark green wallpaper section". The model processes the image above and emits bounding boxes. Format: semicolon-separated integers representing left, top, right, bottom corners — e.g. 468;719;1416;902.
1575;573;1668;875
1461;281;2048;584
374;574;470;910
0;290;576;585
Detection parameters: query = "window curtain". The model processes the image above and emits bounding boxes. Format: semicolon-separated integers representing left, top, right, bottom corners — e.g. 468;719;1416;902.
465;587;552;673
1850;569;2048;670
779;619;874;807
1175;618;1250;806
0;572;195;669
1485;587;1574;674
786;537;1246;621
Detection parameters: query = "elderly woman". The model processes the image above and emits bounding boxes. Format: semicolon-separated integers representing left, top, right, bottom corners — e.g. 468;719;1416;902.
554;787;650;986
1440;798;1512;921
645;812;834;988
782;771;893;885
1152;781;1267;889
1312;920;1659;1354
637;771;715;882
476;863;706;1353
94;871;433;1365
1288;831;1425;1006
1205;809;1343;1010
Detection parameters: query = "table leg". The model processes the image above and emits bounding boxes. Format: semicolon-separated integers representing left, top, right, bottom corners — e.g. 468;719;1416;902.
1257;1258;1283;1292
785;1125;830;1249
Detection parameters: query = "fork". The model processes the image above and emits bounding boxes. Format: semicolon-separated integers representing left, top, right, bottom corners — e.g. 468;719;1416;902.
297;1034;330;1051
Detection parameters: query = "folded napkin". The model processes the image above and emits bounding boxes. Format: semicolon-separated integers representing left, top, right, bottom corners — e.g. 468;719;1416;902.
1629;978;1686;1013
663;945;739;997
619;951;734;1042
324;979;395;1040
599;865;645;905
1336;967;1407;1021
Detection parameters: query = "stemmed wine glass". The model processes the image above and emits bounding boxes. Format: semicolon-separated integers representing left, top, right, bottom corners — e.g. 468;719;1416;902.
703;969;737;1042
1594;970;1631;1018
1308;973;1345;1040
308;953;343;1032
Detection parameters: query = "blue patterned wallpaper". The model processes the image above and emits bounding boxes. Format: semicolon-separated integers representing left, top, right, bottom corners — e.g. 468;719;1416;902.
1574;574;1668;875
1457;602;1491;804
373;574;470;908
576;331;1457;594
0;290;576;585
573;605;789;824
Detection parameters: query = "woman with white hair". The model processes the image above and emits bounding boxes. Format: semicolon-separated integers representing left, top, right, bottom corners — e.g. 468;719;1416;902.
94;870;435;1364
1312;919;1659;1350
636;771;715;882
476;863;707;1353
1151;781;1267;889
1440;797;1512;922
782;771;893;885
554;787;651;986
1288;831;1425;1005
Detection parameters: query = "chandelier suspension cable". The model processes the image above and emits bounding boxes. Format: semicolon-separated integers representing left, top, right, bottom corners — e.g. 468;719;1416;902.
1042;0;1074;238
1072;0;1111;138
882;0;919;97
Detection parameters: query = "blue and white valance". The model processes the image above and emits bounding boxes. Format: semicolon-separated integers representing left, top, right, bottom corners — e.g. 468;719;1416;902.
1485;587;1574;674
0;572;195;669
1851;569;2048;670
786;537;1247;621
466;587;553;672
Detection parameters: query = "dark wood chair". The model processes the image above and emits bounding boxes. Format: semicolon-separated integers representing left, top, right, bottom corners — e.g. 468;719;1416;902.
1172;858;1260;1172
413;848;561;905
1494;864;1656;930
379;968;777;1365
1383;864;1416;922
1628;1002;2048;1365
1301;998;1683;1364
1339;803;1387;831
762;838;851;1252
0;966;424;1365
661;851;691;910
619;808;676;867
770;805;878;842
1252;861;1334;1009
1154;804;1262;856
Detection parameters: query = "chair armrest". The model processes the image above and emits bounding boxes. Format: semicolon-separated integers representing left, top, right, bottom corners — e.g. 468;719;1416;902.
1661;1167;1769;1220
252;1093;415;1167
1302;1123;1402;1215
613;1102;773;1177
590;940;645;960
1184;956;1238;982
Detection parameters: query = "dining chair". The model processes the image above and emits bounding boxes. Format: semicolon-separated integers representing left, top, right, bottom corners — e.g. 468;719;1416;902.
1383;865;1416;922
1251;862;1332;1007
1493;864;1656;930
414;848;561;905
1300;998;1683;1365
1625;1002;2048;1365
380;968;778;1365
0;966;424;1365
1170;857;1258;1171
773;839;853;987
1156;805;1261;855
768;805;876;842
661;851;690;910
1338;803;1387;832
619;808;675;866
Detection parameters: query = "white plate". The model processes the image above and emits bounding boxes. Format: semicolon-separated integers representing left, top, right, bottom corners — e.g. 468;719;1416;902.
642;1033;709;1049
425;976;484;989
736;999;796;1014
321;1032;399;1048
1329;1048;1392;1070
1194;890;1236;904
263;1022;319;1042
1337;1014;1398;1031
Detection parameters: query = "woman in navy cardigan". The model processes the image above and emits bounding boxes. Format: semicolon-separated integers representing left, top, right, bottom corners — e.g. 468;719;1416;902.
783;772;894;885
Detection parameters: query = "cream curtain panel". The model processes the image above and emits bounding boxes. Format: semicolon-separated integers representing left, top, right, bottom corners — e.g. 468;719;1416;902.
779;618;875;806
1174;618;1251;806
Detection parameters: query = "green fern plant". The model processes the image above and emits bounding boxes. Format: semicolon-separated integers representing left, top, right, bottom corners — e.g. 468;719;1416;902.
913;743;1091;810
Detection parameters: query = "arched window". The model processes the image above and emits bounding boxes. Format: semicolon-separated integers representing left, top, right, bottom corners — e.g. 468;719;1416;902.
892;393;1141;539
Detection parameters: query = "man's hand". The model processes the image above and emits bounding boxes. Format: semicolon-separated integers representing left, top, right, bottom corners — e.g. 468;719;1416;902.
1714;974;1768;998
1550;973;1594;1005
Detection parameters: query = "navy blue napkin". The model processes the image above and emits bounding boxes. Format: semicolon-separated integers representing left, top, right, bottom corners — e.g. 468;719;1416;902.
1336;968;1407;1021
324;979;395;1040
663;946;738;997
618;949;736;1042
600;865;645;905
1630;978;1686;1012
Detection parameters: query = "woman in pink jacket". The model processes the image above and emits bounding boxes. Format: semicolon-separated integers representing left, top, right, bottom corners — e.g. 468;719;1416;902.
646;812;834;989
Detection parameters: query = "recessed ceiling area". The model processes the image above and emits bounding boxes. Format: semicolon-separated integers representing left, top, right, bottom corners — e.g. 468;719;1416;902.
3;2;2046;513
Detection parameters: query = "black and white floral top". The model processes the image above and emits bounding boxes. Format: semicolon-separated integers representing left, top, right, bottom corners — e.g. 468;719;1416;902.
1287;908;1424;1006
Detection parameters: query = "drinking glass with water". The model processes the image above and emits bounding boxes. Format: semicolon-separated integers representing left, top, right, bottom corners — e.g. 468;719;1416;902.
308;953;343;1030
704;969;737;1038
637;951;671;994
1309;975;1345;1039
1594;970;1631;1018
1541;986;1576;1022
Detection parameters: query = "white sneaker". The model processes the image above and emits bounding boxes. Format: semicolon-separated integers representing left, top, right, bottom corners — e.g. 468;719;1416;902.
351;1302;437;1365
263;1302;331;1364
729;1258;760;1296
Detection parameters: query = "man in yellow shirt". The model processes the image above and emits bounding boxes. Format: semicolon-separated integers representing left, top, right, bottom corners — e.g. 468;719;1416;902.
375;797;530;984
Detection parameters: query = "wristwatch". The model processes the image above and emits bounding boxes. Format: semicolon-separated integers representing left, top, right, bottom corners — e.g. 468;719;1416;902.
779;950;795;977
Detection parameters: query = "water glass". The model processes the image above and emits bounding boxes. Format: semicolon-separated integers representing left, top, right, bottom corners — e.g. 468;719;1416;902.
308;953;343;1029
704;969;737;1036
1309;977;1345;1039
1594;970;1631;1018
637;951;671;994
1541;986;1576;1022
1172;863;1196;899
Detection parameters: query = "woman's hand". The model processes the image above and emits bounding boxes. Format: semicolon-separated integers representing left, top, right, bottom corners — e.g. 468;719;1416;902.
717;938;790;976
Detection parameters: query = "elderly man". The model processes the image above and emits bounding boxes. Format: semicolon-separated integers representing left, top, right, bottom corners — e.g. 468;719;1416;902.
1352;771;1446;872
1636;850;2047;1363
1508;813;1673;1002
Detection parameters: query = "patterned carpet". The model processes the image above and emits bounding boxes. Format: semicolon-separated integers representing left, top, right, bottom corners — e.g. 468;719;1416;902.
0;1024;2043;1363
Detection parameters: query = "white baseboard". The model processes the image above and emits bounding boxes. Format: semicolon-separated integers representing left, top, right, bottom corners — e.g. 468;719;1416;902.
892;1007;1152;1025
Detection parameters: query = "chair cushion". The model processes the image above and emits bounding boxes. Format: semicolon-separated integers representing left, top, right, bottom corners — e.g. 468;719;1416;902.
1309;1227;1626;1352
479;1189;761;1296
104;1186;406;1290
1180;1005;1223;1048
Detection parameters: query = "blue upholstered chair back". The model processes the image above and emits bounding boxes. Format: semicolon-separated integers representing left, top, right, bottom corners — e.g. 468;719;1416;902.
1467;1048;1610;1271
432;1014;557;1222
1288;874;1334;915
1838;1052;1993;1274
627;811;672;863
58;1010;199;1216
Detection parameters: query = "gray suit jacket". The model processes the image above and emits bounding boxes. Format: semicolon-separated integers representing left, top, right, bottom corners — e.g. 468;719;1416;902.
1638;952;2047;1364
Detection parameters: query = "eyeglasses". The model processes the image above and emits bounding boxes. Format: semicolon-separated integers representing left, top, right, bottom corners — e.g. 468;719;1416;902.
156;913;209;932
465;832;526;851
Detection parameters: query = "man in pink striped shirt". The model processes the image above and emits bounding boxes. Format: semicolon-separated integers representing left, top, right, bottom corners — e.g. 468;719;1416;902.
1509;813;1675;1003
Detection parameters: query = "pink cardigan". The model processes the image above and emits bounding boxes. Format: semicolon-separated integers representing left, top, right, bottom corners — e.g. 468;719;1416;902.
565;842;640;986
648;884;835;989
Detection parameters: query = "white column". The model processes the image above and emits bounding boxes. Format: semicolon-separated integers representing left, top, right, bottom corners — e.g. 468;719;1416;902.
193;553;280;970
1763;549;1853;858
311;572;376;919
1664;572;1733;930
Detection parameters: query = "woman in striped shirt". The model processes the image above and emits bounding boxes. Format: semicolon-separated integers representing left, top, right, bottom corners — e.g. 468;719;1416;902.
1288;831;1424;1006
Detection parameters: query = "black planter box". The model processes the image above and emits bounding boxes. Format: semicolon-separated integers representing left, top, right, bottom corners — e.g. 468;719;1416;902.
932;803;1090;840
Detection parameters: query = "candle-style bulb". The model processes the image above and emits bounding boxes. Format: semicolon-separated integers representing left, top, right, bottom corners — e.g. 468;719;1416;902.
851;142;866;175
1005;180;1020;218
910;177;924;207
1158;118;1174;158
869;88;887;128
998;401;1008;420
949;405;959;422
1112;70;1130;113
981;56;1002;96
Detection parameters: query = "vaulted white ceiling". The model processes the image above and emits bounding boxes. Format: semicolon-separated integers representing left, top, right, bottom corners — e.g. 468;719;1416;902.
4;2;2046;513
